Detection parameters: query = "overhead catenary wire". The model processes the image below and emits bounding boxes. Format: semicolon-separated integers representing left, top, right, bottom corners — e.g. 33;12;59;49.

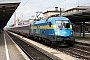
43;0;90;11
15;0;90;19
16;0;30;13
16;0;89;14
21;0;30;9
41;0;67;11
15;0;90;14
36;0;67;18
76;0;90;7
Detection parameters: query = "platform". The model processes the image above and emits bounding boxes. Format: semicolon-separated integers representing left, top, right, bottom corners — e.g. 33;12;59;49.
0;31;29;60
75;37;90;44
75;33;90;44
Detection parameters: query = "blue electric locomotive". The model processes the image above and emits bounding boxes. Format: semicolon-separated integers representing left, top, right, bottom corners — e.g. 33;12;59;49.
30;16;75;46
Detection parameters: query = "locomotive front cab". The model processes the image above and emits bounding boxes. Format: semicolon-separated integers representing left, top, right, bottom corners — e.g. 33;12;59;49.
54;18;75;46
55;20;72;37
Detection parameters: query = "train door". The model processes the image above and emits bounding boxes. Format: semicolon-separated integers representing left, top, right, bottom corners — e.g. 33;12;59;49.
29;24;31;35
36;25;40;33
42;26;45;34
31;25;34;34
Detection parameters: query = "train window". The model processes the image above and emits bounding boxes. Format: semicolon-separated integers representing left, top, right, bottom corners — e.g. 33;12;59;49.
65;23;70;28
56;20;69;29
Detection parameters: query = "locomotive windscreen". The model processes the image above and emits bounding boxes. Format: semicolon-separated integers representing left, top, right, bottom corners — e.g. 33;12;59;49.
55;20;70;29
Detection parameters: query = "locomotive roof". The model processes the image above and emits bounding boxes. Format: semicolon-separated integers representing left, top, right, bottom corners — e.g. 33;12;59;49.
33;17;69;25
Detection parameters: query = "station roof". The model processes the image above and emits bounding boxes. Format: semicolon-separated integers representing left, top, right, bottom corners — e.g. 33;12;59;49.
63;6;90;23
0;1;20;28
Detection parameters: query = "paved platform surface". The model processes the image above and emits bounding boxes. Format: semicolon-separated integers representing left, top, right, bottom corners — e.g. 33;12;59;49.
75;34;90;44
0;31;28;60
0;32;6;60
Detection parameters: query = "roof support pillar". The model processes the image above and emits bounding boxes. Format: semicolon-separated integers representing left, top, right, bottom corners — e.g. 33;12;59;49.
82;22;85;38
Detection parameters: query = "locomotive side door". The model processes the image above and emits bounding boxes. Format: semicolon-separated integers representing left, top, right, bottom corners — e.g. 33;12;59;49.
36;25;40;33
29;24;31;35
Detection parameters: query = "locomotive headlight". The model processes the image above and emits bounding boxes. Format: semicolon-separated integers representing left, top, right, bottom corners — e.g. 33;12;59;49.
55;32;58;35
71;32;72;35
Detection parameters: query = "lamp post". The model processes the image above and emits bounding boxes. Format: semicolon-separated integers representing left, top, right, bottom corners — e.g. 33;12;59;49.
60;8;62;16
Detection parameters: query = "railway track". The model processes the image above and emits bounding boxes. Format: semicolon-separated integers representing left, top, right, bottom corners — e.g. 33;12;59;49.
7;32;53;60
75;42;90;52
55;47;90;60
29;35;90;60
8;31;90;60
22;35;90;60
53;42;90;60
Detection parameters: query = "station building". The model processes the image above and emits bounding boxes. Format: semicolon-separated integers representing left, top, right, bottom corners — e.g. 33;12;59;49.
43;7;60;19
